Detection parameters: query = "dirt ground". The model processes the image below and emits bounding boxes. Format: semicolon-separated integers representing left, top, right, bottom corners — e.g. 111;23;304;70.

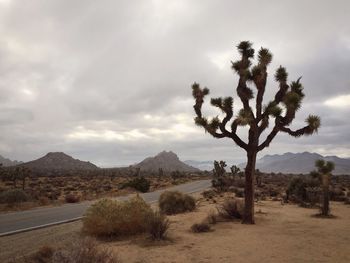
1;195;349;263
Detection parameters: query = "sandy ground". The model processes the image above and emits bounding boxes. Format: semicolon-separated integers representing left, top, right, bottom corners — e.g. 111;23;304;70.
1;195;349;263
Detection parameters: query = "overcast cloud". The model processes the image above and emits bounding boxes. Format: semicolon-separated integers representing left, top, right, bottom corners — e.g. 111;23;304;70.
0;0;349;166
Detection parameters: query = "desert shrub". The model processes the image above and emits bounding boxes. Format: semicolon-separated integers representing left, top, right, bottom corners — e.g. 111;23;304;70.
171;170;184;180
217;198;244;220
38;196;51;206
65;194;80;203
83;196;152;237
52;238;118;263
287;177;320;203
201;189;216;199
120;176;150;193
146;210;170;240
159;191;196;215
28;245;54;263
233;187;244;197
212;177;235;191
234;178;246;188
191;222;211;233
0;189;29;205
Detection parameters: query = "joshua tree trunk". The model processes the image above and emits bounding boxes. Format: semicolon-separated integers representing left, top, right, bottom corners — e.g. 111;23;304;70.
243;150;257;224
322;174;330;216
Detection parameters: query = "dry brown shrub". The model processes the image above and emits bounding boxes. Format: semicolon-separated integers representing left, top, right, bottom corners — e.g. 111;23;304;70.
52;238;119;263
27;245;54;263
159;191;196;215
65;194;80;203
191;222;211;233
217;197;244;220
146;210;170;240
82;196;152;237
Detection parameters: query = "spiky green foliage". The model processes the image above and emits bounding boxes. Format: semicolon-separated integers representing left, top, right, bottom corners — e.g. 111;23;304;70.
191;41;321;224
237;41;254;58
236;109;253;126
264;102;282;117
274;66;288;82
257;48;272;66
306;115;321;134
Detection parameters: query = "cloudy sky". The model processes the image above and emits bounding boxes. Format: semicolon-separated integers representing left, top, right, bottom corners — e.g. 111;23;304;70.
0;0;349;167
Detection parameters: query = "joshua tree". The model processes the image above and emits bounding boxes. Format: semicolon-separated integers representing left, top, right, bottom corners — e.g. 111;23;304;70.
212;160;227;190
230;165;240;180
213;160;226;177
191;41;320;224
314;159;335;216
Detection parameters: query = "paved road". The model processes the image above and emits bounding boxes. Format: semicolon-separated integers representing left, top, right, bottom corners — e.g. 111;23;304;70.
0;179;211;237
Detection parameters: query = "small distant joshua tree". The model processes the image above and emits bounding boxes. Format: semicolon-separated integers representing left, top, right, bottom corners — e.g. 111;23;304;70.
191;41;320;224
230;165;240;180
212;160;227;190
213;160;226;177
313;159;335;216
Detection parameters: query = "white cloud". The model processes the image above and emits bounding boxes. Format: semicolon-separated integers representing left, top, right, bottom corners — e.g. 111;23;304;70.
324;94;350;108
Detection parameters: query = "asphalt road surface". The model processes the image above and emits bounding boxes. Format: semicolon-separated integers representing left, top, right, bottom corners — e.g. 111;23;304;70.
0;179;211;237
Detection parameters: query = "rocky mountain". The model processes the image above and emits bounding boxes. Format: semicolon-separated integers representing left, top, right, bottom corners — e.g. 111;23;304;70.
0;155;23;167
241;152;350;175
134;151;200;172
184;160;213;171
20;152;99;170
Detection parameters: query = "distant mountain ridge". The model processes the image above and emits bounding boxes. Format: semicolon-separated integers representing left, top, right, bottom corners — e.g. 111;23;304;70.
240;152;350;175
184;160;213;171
0;155;23;167
20;152;99;170
134;151;200;172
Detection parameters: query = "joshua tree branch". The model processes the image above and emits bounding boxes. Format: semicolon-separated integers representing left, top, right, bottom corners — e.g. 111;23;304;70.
257;125;279;151
279;125;313;137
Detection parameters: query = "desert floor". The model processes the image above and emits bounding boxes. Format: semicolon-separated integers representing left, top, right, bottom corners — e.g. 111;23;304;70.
1;194;349;263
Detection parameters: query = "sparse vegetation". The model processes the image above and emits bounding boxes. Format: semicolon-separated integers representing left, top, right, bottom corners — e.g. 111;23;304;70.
0;188;29;206
28;245;54;263
191;222;211;233
0;169;204;211
52;238;119;263
119;176;151;193
217;197;244;220
287;176;320;205
82;196;152;237
191;41;320;223
159;191;196;215
64;193;80;203
146;210;170;240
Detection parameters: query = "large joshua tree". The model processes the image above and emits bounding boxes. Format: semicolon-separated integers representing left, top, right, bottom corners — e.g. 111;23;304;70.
191;41;320;224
